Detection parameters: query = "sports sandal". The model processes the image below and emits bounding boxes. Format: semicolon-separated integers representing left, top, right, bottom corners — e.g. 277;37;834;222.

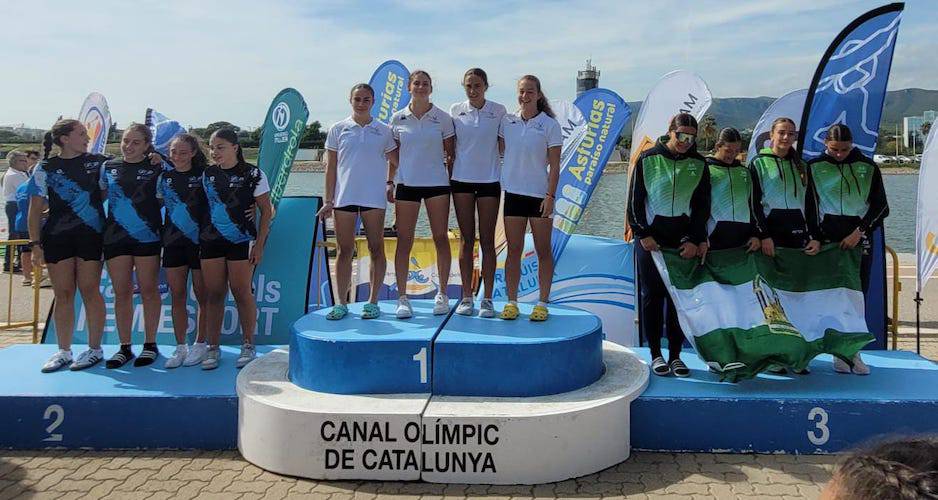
499;303;519;320
529;304;549;322
326;304;348;320
361;303;380;320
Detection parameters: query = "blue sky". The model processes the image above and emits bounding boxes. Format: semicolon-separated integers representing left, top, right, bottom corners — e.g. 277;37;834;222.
2;0;936;131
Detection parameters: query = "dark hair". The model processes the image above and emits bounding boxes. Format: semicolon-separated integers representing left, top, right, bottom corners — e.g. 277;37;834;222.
42;119;82;159
123;122;153;147
668;113;698;132
349;83;375;100
518;75;554;118
715;127;742;148
827;123;854;143
408;70;432;87
210;128;245;164
170;133;209;169
834;436;938;500
463;68;489;88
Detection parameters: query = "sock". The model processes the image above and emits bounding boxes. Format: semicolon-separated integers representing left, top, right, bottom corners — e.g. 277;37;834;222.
193;341;206;347
177;343;188;352
537;301;548;308
120;344;133;354
508;300;518;307
59;349;73;360
142;342;158;353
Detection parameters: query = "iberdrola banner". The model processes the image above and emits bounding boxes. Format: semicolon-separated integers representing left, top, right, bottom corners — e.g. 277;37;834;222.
257;88;309;210
78;92;111;155
551;88;631;262
624;71;711;240
368;60;410;125
145;108;187;157
652;245;873;381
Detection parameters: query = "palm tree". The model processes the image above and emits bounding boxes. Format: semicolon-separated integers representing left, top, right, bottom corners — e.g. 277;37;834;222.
700;115;718;151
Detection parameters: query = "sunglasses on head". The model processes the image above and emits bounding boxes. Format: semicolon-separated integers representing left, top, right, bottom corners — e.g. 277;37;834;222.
676;132;696;144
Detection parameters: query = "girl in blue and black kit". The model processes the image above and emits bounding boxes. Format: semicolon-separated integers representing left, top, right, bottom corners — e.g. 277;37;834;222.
29;119;109;373
102;124;164;369
199;129;273;370
158;133;210;369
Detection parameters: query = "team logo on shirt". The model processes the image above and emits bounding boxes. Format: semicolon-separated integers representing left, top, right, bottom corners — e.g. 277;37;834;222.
272;102;290;132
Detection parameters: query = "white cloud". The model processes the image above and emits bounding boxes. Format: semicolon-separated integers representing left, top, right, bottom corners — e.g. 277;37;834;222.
0;0;934;131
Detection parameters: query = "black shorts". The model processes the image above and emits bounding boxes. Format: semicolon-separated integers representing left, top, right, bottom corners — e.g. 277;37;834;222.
41;235;103;264
335;204;382;214
200;241;250;261
450;180;501;198
162;244;201;269
103;242;162;261
504;192;547;218
395;184;450;203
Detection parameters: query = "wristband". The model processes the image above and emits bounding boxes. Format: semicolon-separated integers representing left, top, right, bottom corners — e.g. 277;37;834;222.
545;193;555;199
29;241;41;248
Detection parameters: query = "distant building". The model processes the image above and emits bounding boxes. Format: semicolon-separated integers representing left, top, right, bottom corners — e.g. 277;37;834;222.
902;110;936;147
0;124;45;141
576;59;600;97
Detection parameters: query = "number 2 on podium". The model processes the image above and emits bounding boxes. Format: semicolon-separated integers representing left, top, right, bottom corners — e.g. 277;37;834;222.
413;348;428;384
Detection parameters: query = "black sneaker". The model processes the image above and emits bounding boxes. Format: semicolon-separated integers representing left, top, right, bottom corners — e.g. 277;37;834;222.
134;344;159;367
106;349;135;369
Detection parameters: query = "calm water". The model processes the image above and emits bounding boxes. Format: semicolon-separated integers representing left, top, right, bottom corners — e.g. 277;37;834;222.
284;173;919;254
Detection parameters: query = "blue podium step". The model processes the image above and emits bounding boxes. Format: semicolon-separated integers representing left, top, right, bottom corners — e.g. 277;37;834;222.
0;344;936;452
432;302;604;396
288;300;452;394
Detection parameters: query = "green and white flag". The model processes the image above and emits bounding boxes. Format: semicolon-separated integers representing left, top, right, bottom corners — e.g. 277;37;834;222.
653;245;873;381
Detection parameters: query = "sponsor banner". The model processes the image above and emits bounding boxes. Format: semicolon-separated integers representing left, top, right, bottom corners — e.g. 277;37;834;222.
653;245;873;381
491;234;637;346
369;60;411;125
354;237;464;300
746;89;807;163
258;88;309;210
917;125;938;292
145;108;187;157
624;70;711;241
78;92;111;155
799;3;904;159
43;196;322;346
551;88;631;261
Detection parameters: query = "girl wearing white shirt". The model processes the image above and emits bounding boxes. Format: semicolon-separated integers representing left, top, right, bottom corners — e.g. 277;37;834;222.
388;70;456;319
498;75;562;322
450;68;506;318
319;83;399;320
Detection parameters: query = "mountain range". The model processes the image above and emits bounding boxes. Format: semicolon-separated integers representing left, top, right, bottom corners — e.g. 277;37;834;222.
622;88;938;137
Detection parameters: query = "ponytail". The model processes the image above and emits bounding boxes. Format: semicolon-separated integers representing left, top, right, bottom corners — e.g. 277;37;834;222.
519;75;554;118
42;132;53;160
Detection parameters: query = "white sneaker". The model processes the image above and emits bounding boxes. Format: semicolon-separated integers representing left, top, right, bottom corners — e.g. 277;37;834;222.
164;345;188;369
433;293;450;315
184;342;208;367
396;296;413;319
41;350;72;373
70;348;103;371
479;298;495;318
455;297;474;316
833;356;851;374
202;347;220;370
851;353;870;375
236;343;256;369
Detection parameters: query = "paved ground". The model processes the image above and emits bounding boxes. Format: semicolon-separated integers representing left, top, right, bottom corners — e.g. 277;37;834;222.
0;254;935;499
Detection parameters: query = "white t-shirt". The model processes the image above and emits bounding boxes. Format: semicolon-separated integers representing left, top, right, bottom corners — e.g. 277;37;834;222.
390;104;455;187
2;168;29;202
325;117;397;209
449;100;506;183
499;112;563;198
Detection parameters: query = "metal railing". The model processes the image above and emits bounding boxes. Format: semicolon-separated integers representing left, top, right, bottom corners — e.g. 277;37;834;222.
885;245;900;350
0;239;42;343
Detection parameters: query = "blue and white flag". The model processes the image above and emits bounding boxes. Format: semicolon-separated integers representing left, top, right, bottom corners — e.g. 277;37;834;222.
145;108;186;157
78;92;111;155
368;60;410;125
551;88;631;262
799;3;904;159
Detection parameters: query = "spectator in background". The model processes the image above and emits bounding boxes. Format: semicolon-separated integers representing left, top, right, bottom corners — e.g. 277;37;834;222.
3;150;31;273
821;436;938;499
14;177;35;286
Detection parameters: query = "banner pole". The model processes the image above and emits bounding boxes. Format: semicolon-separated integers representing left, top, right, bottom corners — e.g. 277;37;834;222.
915;291;922;354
